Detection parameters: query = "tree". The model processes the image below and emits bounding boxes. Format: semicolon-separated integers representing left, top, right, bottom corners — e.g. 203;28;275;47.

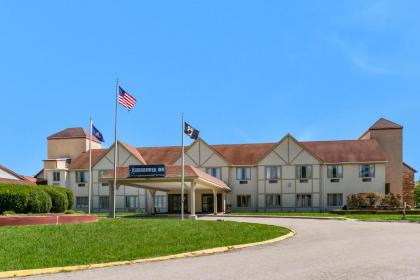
415;181;420;206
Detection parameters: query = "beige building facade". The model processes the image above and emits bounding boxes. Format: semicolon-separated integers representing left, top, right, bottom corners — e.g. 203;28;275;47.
42;118;416;213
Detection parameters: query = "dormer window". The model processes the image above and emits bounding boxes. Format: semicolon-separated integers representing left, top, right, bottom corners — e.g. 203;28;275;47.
76;171;87;183
206;167;222;179
236;167;251;181
297;165;312;182
53;171;60;182
266;166;281;180
359;164;375;178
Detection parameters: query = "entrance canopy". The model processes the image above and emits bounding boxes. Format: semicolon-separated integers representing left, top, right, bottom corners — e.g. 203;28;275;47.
101;165;230;217
100;165;230;193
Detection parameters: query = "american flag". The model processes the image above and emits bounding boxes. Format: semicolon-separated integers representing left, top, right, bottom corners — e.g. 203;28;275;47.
118;86;137;110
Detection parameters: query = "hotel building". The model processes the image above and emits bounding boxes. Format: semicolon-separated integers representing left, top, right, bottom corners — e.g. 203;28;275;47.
40;118;416;214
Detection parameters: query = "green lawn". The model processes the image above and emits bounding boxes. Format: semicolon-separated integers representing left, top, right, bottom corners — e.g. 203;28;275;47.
93;212;144;218
231;211;420;222
0;219;288;272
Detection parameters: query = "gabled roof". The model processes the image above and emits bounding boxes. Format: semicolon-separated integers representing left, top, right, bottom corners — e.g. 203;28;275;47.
212;143;275;165
48;127;101;143
101;165;230;191
369;118;402;130
136;146;181;165
0;164;25;180
302;139;387;163
403;162;417;173
69;149;107;170
0;164;37;185
69;141;147;170
119;142;147;165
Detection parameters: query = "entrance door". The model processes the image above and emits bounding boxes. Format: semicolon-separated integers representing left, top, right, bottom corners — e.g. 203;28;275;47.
168;194;188;213
202;194;213;213
202;193;223;213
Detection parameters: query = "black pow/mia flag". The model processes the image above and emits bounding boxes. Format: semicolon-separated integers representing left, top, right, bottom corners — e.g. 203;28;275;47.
184;122;200;140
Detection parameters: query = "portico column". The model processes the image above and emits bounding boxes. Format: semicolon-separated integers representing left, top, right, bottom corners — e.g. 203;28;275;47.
213;189;218;215
149;189;157;215
190;181;196;220
222;192;227;213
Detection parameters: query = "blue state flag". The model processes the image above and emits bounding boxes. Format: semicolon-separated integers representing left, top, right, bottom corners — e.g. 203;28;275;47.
92;125;105;142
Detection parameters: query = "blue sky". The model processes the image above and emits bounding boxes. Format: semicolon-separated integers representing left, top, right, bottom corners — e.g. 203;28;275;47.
0;0;419;179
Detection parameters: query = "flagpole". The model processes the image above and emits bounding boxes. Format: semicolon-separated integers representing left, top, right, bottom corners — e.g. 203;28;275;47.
112;78;119;219
181;113;185;221
88;117;93;214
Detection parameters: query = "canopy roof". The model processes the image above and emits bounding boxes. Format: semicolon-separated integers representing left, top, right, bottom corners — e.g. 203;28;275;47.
100;165;230;192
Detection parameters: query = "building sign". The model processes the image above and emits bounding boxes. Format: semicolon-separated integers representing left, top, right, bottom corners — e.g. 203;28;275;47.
129;165;166;178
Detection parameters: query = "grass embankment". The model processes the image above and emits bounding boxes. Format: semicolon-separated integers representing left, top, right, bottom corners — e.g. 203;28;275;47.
0;218;289;272
231;211;420;222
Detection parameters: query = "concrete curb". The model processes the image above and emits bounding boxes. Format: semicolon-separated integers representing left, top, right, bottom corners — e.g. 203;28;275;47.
0;229;296;279
205;214;347;221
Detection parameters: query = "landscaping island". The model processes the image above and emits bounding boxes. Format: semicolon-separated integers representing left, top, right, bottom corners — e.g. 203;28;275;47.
0;218;290;272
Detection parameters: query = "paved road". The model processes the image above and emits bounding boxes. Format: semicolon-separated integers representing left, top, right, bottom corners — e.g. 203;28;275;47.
20;217;420;280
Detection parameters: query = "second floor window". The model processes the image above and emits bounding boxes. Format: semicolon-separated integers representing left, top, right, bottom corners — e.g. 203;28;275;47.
359;164;375;178
297;165;312;180
206;168;222;179
236;167;251;181
53;172;60;182
76;171;87;183
327;165;343;178
266;166;281;180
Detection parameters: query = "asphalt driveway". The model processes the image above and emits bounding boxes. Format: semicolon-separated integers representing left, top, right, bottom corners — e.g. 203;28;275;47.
18;217;420;280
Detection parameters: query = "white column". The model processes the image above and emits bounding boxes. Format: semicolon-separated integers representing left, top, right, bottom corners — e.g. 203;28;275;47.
222;192;227;213
213;189;218;215
190;181;196;220
149;189;156;215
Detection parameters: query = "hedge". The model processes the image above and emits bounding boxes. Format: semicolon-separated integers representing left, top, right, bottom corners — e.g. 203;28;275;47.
346;192;402;210
0;184;73;214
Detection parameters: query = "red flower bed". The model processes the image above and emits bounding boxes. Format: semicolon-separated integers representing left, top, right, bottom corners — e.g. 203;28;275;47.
0;215;97;226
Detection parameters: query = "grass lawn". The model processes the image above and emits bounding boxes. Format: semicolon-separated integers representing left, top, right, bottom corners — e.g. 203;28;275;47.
231;211;420;222
232;211;336;217
0;218;289;272
93;212;144;218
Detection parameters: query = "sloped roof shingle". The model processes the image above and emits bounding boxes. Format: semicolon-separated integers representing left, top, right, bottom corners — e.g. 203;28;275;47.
48;127;101;143
301;139;387;163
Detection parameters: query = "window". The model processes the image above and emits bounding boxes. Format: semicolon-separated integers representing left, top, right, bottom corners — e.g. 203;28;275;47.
266;194;281;208
297;166;312;180
236;168;251;181
99;196;109;209
126;196;139;208
206;168;222;179
76;171;87;183
52;172;60;182
155;195;166;208
266;166;281;180
359;164;375;178
296;194;312;208
236;195;251;208
327;193;343;207
76;196;88;208
327;165;343;179
98;170;110;187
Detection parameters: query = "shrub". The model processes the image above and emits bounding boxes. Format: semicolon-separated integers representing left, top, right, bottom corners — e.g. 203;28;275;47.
0;184;73;214
26;190;52;213
366;192;381;208
346;193;371;209
0;188;29;213
43;187;68;213
380;193;402;209
415;181;420;206
64;188;74;209
1;210;15;216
